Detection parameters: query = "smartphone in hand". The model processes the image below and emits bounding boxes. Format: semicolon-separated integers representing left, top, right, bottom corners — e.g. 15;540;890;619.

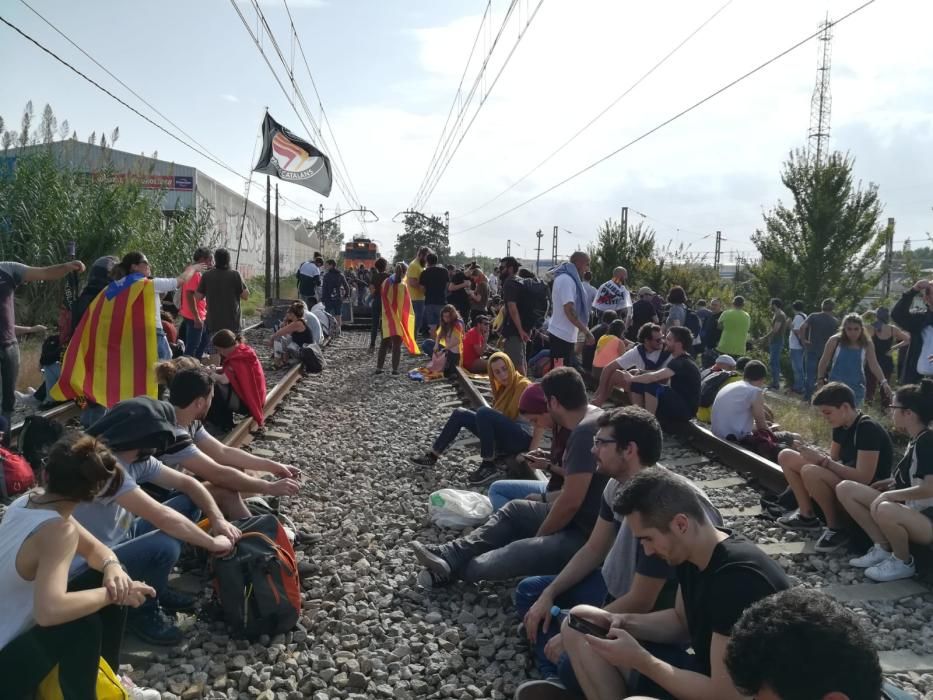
567;613;611;639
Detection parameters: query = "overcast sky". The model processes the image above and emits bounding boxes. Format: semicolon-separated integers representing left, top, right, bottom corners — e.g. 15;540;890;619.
1;0;931;265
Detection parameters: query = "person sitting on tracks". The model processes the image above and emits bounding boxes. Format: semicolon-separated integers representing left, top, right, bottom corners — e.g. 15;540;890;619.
155;366;300;519
710;360;769;441
592;319;630;383
0;432;162;700
776;381;893;553
562;467;789;700
582;310;619;374
269;302;314;369
208;329;268;432
837;379;933;583
410;368;607;587
592;323;669;407
613;326;701;422
462;314;495;374
467;267;491;324
434;304;465;378
695;354;740;423
514;408;721;699
76;397;239;645
294;299;323;346
409;353;546;485
725;588;910;700
377;262;419;375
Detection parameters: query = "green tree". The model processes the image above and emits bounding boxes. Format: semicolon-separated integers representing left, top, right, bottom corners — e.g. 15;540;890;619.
394;212;449;263
639;242;734;309
751;149;885;313
587;218;656;284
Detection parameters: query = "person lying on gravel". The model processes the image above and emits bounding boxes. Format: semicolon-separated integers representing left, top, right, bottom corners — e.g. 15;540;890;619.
269;302;314;369
0;433;160;700
411;367;607;587
592;323;669;408
410;352;548;486
776;381;893;554
612;327;702;422
838;379;933;583
81;396;240;646
155;365;302;520
514;407;722;699
562;467;790;700
725;588;910;700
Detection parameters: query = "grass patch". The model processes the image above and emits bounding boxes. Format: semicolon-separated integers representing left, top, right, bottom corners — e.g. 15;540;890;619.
767;393;904;451
242;275;299;318
17;337;45;391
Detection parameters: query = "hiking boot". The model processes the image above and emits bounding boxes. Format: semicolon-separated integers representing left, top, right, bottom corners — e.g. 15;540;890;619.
410;452;439;467
849;543;891;568
514;679;577;699
411;541;452;587
866;554;916;582
127;606;184;646
815;527;850;553
159;587;197;614
776;509;822;533
467;461;500;486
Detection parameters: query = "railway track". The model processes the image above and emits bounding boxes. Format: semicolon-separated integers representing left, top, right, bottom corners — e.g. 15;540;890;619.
445;369;933;697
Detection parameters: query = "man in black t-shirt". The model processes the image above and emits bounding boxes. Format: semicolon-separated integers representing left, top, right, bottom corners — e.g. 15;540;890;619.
499;256;531;373
777;381;893;553
617;326;701;421
627;286;660;342
564;467;789;700
447;267;471;322
418;253;449;335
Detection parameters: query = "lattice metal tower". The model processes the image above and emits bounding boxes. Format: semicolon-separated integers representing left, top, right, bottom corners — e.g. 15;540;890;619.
808;15;833;166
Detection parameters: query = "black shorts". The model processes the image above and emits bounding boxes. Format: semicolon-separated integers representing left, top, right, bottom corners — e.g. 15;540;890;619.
630;643;702;698
548;333;577;365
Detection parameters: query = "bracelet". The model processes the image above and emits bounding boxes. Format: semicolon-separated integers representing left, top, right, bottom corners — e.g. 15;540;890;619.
101;557;122;571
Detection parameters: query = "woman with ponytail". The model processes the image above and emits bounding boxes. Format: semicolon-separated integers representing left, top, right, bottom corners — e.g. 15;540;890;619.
0;433;158;699
838;378;933;581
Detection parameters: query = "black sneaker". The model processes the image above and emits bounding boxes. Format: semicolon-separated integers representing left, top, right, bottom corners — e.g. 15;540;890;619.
159;587;197;614
467;461;499;486
815;527;850;553
776;509;822;532
411;541;452;588
127;606;184;646
409;452;438;467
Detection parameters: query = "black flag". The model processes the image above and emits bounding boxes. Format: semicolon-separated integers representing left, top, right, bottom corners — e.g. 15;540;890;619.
252;112;333;196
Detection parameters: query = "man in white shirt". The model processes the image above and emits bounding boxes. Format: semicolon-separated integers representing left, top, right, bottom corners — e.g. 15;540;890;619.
548;252;595;370
788;300;807;394
592;267;632;321
593;323;669;407
711;360;769;440
296;257;321;306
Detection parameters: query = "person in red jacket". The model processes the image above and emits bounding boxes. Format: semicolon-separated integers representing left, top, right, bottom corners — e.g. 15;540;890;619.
209;329;267;429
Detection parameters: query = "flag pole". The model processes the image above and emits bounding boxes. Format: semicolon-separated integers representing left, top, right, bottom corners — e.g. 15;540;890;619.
274;184;280;300
265;175;272;304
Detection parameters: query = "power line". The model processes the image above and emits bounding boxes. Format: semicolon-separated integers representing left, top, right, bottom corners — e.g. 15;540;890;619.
453;0;878;236
454;0;734;221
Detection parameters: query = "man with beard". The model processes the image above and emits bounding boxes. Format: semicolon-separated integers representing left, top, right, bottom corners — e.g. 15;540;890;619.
157;367;302;519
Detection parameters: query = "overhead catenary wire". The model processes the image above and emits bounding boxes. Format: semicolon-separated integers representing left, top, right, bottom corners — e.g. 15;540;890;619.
454;0;735;221
453;0;879;236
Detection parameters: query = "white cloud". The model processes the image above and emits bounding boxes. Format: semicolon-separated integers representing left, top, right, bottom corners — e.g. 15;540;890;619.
220;94;240;103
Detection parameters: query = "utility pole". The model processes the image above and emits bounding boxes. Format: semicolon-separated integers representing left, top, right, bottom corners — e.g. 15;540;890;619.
318;203;324;255
274;184;280;300
714;230;722;273
883;217;895;298
620;206;628;235
808;15;833;167
506;239;511;256
535;228;543;276
552;226;558;267
264;175;271;303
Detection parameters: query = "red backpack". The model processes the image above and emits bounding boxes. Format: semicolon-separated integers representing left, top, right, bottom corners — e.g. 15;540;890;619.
210;514;301;640
1;447;35;499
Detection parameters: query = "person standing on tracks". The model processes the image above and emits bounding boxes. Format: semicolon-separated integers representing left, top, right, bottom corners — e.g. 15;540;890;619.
411;368;607;587
499;256;532;375
799;298;838;401
592;267;632;326
699;297;724;367
196;248;248;338
864;307;909;406
892;279;933;386
467;267;491;324
716;295;751;359
549;252;596;370
787;300;808;394
296;255;321;307
626;287;660;343
837;379;933;583
407;247;429;337
180;247;213;360
320;259;350;331
419;253;449;339
0;257;86;419
562;467;789;700
377;262;419;375
776;381;893;553
368;258;390;351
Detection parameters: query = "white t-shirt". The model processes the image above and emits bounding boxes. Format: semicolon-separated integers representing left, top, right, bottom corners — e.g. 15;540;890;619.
613;346;670;371
153;277;179;331
584;282;598;310
298;261;320;278
548;274;581;343
711;381;763;439
918;326;933;376
303;311;323;344
788;313;806;351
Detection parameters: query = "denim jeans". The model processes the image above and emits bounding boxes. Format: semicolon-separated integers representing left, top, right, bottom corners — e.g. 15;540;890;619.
768;339;784;388
0;341;21;417
156;330;172;361
432;406;533;461
412;300;425;336
181;318;208;358
439;499;588;583
790;347;805;393
514;570;608;686
42;361;61;398
804;350;822;401
488;480;548;511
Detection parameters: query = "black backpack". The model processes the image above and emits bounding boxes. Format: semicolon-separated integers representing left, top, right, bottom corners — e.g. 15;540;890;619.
210;514;301;640
522;278;550;328
300;343;326;374
699;370;737;408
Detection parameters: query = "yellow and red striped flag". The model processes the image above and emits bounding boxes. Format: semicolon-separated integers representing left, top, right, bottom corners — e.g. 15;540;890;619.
51;273;158;408
381;275;420;356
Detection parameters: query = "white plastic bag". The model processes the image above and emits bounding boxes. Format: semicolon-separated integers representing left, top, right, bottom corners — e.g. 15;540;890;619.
428;489;493;528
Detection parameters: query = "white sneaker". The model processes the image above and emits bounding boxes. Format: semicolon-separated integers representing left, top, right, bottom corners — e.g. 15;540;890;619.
865;554;916;582
121;675;161;700
849;544;891;568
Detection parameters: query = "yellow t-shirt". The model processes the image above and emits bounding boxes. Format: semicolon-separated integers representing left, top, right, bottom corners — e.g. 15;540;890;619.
407;258;425;301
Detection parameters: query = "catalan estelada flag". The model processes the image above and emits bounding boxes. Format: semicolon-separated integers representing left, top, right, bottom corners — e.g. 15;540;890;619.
252;112;333;196
51;273;159;408
381;275;420;356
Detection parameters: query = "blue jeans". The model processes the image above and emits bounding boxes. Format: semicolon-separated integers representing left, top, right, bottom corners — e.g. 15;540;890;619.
768;339;784;388
412;300;425;336
181;318;208;358
432;406;532;460
514;570;608;686
790;347;805;393
804;350;822;401
424;303;443;330
156;330;172;361
488;480;547;511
